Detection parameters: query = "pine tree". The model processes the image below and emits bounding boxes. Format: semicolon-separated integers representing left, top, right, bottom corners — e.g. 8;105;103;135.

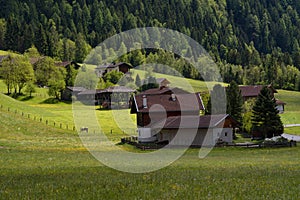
206;84;227;115
251;86;283;138
135;74;141;87
226;80;243;123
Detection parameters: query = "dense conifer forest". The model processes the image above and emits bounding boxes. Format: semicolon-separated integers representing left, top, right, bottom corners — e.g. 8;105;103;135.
1;0;300;90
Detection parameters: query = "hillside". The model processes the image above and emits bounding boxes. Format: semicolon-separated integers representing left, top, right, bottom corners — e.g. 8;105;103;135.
1;1;300;89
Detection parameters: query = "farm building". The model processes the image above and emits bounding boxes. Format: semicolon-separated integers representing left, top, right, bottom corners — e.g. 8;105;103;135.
95;62;133;77
78;86;136;108
231;85;286;113
61;86;86;101
152;114;238;146
130;88;238;146
55;61;80;69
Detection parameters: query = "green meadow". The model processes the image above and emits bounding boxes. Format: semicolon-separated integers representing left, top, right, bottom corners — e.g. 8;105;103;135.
0;109;300;199
0;73;300;199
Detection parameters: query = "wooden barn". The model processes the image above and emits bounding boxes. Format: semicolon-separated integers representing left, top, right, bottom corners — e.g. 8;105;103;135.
78;86;136;109
95;62;133;77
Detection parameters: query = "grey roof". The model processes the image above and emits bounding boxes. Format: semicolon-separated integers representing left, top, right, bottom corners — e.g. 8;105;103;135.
151;114;236;129
66;86;86;92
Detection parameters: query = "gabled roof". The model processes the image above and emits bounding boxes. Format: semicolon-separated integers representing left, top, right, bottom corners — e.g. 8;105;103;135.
138;87;190;96
55;61;80;69
151;114;238;129
66;86;86;92
95;62;133;69
131;93;205;113
276;99;286;105
238;85;277;97
156;78;170;84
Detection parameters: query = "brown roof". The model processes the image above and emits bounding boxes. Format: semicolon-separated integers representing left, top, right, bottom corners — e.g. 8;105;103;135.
151;114;237;129
96;62;133;69
131;93;205;113
139;87;190;96
276;99;286;105
238;85;277;97
156;78;170;84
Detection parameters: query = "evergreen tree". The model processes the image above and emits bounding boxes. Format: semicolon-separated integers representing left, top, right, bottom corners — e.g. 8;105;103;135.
226;81;243;123
251;86;283;138
206;84;227;115
135;74;141;87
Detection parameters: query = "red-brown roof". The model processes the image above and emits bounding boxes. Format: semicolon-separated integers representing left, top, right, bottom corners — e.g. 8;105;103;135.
276;99;286;105
238;85;277;97
151;114;237;129
131;93;205;113
96;62;133;69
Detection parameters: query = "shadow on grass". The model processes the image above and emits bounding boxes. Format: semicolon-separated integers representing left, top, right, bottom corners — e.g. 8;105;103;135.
40;98;60;104
20;96;34;101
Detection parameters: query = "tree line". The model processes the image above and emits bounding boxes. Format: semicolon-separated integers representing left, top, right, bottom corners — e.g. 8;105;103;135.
1;0;300;90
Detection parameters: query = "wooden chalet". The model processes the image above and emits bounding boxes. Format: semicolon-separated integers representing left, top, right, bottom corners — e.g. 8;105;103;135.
55;61;80;69
130;87;239;145
78;86;136;109
231;85;286;113
95;62;133;77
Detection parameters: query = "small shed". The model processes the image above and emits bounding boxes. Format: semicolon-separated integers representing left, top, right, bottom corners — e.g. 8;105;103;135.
61;86;86;101
78;86;136;108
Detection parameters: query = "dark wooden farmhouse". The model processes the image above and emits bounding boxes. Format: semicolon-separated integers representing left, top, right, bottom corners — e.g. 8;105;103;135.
78;86;136;109
95;62;133;77
238;85;286;113
55;61;80;69
61;86;86;101
130;87;239;145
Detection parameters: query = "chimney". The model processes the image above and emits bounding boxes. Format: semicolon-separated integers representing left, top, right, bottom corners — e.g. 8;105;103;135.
171;94;176;101
143;95;148;108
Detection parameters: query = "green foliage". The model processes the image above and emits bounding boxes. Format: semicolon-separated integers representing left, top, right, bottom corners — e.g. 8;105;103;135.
24;45;40;58
206;84;227;115
25;82;36;97
226;81;243;123
34;56;56;86
75;66;98;89
48;68;66;99
0;54;34;94
251;86;284;138
135;74;141;87
139;76;159;92
103;70;123;84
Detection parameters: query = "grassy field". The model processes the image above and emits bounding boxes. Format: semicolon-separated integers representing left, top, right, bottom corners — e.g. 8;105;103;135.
0;73;300;198
275;90;300;125
0;110;299;199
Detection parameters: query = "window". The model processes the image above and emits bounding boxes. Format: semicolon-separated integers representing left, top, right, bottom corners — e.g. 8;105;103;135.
225;132;228;137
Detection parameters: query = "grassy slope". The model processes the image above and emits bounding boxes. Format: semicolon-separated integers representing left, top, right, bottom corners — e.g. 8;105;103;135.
0;111;299;199
275;90;300;133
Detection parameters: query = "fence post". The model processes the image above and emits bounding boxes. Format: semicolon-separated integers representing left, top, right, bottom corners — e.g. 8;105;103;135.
60;123;62;128
73;126;75;131
46;120;48;125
